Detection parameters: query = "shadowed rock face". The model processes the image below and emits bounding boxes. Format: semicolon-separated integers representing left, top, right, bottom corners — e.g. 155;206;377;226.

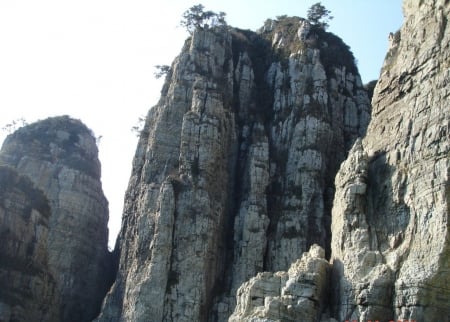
0;1;446;320
0;166;59;322
97;17;369;322
0;116;113;322
330;0;450;321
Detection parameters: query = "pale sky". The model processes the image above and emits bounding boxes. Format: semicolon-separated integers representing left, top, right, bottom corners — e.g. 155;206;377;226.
0;1;403;247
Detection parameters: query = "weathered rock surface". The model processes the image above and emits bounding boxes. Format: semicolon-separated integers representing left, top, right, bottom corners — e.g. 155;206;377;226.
0;166;59;322
98;17;369;322
229;244;331;322
330;0;450;321
0;116;113;322
2;0;447;320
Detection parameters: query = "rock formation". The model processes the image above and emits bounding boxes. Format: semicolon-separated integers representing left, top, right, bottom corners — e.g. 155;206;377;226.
2;0;449;320
0;166;59;322
0;116;113;322
231;1;450;321
97;16;370;322
229;244;331;322
330;0;450;320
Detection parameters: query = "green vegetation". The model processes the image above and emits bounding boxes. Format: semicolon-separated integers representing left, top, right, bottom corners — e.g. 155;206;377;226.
131;115;146;137
154;65;171;79
180;4;227;34
307;2;333;30
1;118;28;134
314;28;358;75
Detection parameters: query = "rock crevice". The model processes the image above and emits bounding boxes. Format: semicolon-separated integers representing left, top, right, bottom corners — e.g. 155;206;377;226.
98;17;370;322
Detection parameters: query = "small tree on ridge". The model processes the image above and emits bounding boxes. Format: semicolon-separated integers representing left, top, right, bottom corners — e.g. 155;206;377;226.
307;2;333;30
180;4;226;34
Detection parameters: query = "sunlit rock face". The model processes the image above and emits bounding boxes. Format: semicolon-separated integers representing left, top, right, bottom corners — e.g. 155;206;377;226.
330;0;450;321
97;16;369;322
3;0;447;320
0;116;113;322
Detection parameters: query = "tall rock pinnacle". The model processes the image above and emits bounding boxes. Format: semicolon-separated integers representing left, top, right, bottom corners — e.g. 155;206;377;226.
0;166;59;322
0;116;113;322
2;0;448;320
97;17;370;322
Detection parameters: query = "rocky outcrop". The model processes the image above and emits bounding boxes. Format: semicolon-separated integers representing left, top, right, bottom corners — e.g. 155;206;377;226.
229;245;331;322
0;116;113;322
330;0;450;321
2;1;447;320
98;17;370;322
0;166;59;322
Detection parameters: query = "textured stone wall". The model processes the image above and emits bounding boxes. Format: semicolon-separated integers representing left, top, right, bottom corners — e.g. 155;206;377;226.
229;245;331;322
330;0;450;321
98;18;370;322
2;1;446;320
0;166;59;322
0;116;112;322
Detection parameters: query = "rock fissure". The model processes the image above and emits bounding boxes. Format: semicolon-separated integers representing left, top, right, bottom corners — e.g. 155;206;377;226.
96;15;372;322
1;1;449;321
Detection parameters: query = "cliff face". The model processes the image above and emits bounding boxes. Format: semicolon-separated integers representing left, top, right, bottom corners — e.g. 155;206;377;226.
0;166;59;322
98;17;370;322
2;1;446;320
0;116;112;322
330;0;450;320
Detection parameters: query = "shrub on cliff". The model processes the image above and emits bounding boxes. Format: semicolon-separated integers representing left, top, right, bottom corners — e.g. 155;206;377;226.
180;4;227;34
307;2;333;30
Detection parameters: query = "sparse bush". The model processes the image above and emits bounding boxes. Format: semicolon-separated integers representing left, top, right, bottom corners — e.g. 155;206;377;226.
180;4;227;34
131;115;146;137
307;2;333;30
1;118;27;134
154;65;171;79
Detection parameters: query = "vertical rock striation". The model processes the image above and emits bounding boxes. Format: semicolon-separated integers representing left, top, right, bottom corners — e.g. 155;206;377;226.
98;17;370;322
331;0;450;321
4;1;449;320
0;116;112;322
0;166;59;322
98;28;239;322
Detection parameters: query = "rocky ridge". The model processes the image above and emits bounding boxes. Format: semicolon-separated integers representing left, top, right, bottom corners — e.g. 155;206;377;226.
97;16;370;322
0;116;113;322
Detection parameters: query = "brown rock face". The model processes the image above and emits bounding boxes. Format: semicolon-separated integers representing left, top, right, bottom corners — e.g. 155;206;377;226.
97;18;369;322
330;0;450;321
0;116;112;322
0;166;59;322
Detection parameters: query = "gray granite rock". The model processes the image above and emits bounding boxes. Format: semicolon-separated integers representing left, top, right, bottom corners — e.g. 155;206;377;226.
230;245;330;322
330;0;450;320
0;116;112;322
98;17;369;322
0;166;59;322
